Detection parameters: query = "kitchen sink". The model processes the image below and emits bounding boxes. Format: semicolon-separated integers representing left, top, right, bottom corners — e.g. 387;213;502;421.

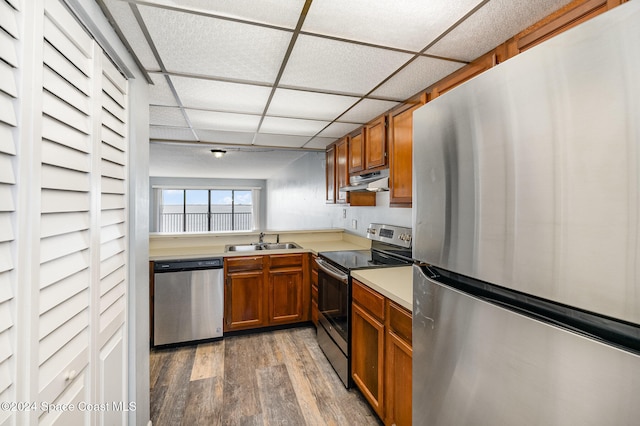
225;242;301;252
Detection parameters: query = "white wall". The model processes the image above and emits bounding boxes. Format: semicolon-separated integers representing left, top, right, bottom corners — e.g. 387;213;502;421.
266;152;412;237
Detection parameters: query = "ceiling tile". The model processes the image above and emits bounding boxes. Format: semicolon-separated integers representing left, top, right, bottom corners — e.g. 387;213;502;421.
279;34;413;96
150;142;309;179
338;99;400;123
149;126;196;141
193;129;255;144
260;116;330;136
316;122;361;138
254;133;311;148
103;0;161;71
427;0;575;62
186;109;261;132
139;5;292;83
267;89;359;121
140;0;306;29
304;137;338;149
171;76;271;113
149;73;178;106
371;57;465;100
150;106;188;126
303;0;485;51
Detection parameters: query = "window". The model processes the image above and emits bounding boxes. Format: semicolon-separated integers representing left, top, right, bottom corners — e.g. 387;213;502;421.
156;188;259;232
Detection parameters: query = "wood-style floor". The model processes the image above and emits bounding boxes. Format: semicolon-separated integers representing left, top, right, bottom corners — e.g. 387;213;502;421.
150;326;382;425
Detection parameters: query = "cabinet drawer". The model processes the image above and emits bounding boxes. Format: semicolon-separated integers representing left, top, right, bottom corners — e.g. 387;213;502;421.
311;283;318;302
387;301;412;344
352;279;385;321
269;253;303;269
226;256;264;273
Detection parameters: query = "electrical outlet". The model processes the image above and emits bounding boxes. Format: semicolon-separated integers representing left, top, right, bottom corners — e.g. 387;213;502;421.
342;209;346;218
351;219;357;229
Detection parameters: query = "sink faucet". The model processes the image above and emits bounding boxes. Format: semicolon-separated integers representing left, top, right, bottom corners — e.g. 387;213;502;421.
258;232;264;244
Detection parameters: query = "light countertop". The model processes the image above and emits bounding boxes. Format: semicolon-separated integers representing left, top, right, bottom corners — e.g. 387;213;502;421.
352;266;413;312
148;229;370;261
148;228;412;313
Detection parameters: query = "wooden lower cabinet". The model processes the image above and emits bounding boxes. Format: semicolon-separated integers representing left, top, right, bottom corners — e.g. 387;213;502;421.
225;253;310;332
311;255;319;327
269;254;305;324
351;279;412;425
225;256;268;331
352;301;386;418
385;302;413;426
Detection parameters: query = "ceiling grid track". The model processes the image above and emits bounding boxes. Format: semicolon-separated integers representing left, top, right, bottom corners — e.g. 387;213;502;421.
97;0;579;175
128;1;199;141
252;0;314;146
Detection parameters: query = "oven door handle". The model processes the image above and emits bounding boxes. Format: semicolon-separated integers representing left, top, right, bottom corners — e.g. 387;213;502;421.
315;258;348;283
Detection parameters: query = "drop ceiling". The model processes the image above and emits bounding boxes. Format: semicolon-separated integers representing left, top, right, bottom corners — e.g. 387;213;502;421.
100;0;573;177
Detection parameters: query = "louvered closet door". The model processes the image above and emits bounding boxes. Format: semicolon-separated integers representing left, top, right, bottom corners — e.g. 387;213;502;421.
97;53;128;426
39;0;93;415
99;54;127;345
0;0;20;423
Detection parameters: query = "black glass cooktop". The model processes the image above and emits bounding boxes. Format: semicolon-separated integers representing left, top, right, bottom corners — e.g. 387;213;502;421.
319;249;412;271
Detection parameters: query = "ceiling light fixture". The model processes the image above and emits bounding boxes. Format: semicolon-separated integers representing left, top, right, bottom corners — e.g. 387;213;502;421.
210;149;226;158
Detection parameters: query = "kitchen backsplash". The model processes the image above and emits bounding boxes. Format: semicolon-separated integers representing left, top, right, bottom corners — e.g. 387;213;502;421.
266;151;412;237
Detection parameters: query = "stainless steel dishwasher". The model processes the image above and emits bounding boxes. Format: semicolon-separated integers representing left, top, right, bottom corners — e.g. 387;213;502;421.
153;258;224;346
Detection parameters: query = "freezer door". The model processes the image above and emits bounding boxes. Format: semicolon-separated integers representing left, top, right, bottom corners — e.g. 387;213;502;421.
412;266;640;426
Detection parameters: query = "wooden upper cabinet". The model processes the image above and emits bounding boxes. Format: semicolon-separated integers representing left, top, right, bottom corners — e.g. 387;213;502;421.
388;101;424;207
431;52;495;99
515;0;618;53
325;144;336;204
365;116;387;171
335;137;349;204
349;130;365;174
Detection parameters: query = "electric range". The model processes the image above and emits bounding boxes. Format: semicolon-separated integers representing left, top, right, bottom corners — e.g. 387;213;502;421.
315;223;413;387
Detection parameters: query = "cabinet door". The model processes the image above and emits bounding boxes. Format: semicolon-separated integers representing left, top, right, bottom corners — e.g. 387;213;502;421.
385;330;412;426
336;137;349;204
269;268;303;324
326;145;336;203
352;303;385;419
311;264;319;327
349;131;365;173
389;104;420;207
365;116;387;170
385;301;412;426
225;270;267;331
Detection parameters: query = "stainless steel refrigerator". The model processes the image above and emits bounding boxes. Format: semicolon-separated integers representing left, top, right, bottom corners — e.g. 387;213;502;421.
412;2;640;425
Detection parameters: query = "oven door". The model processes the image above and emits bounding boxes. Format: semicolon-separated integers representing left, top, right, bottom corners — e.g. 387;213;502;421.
316;258;349;354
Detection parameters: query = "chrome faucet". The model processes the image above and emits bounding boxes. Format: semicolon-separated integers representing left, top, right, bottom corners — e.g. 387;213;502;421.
258;232;265;244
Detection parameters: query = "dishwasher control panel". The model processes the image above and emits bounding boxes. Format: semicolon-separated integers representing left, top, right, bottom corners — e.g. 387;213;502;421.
154;258;223;272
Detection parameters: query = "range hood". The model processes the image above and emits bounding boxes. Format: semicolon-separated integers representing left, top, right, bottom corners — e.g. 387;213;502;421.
340;169;389;192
